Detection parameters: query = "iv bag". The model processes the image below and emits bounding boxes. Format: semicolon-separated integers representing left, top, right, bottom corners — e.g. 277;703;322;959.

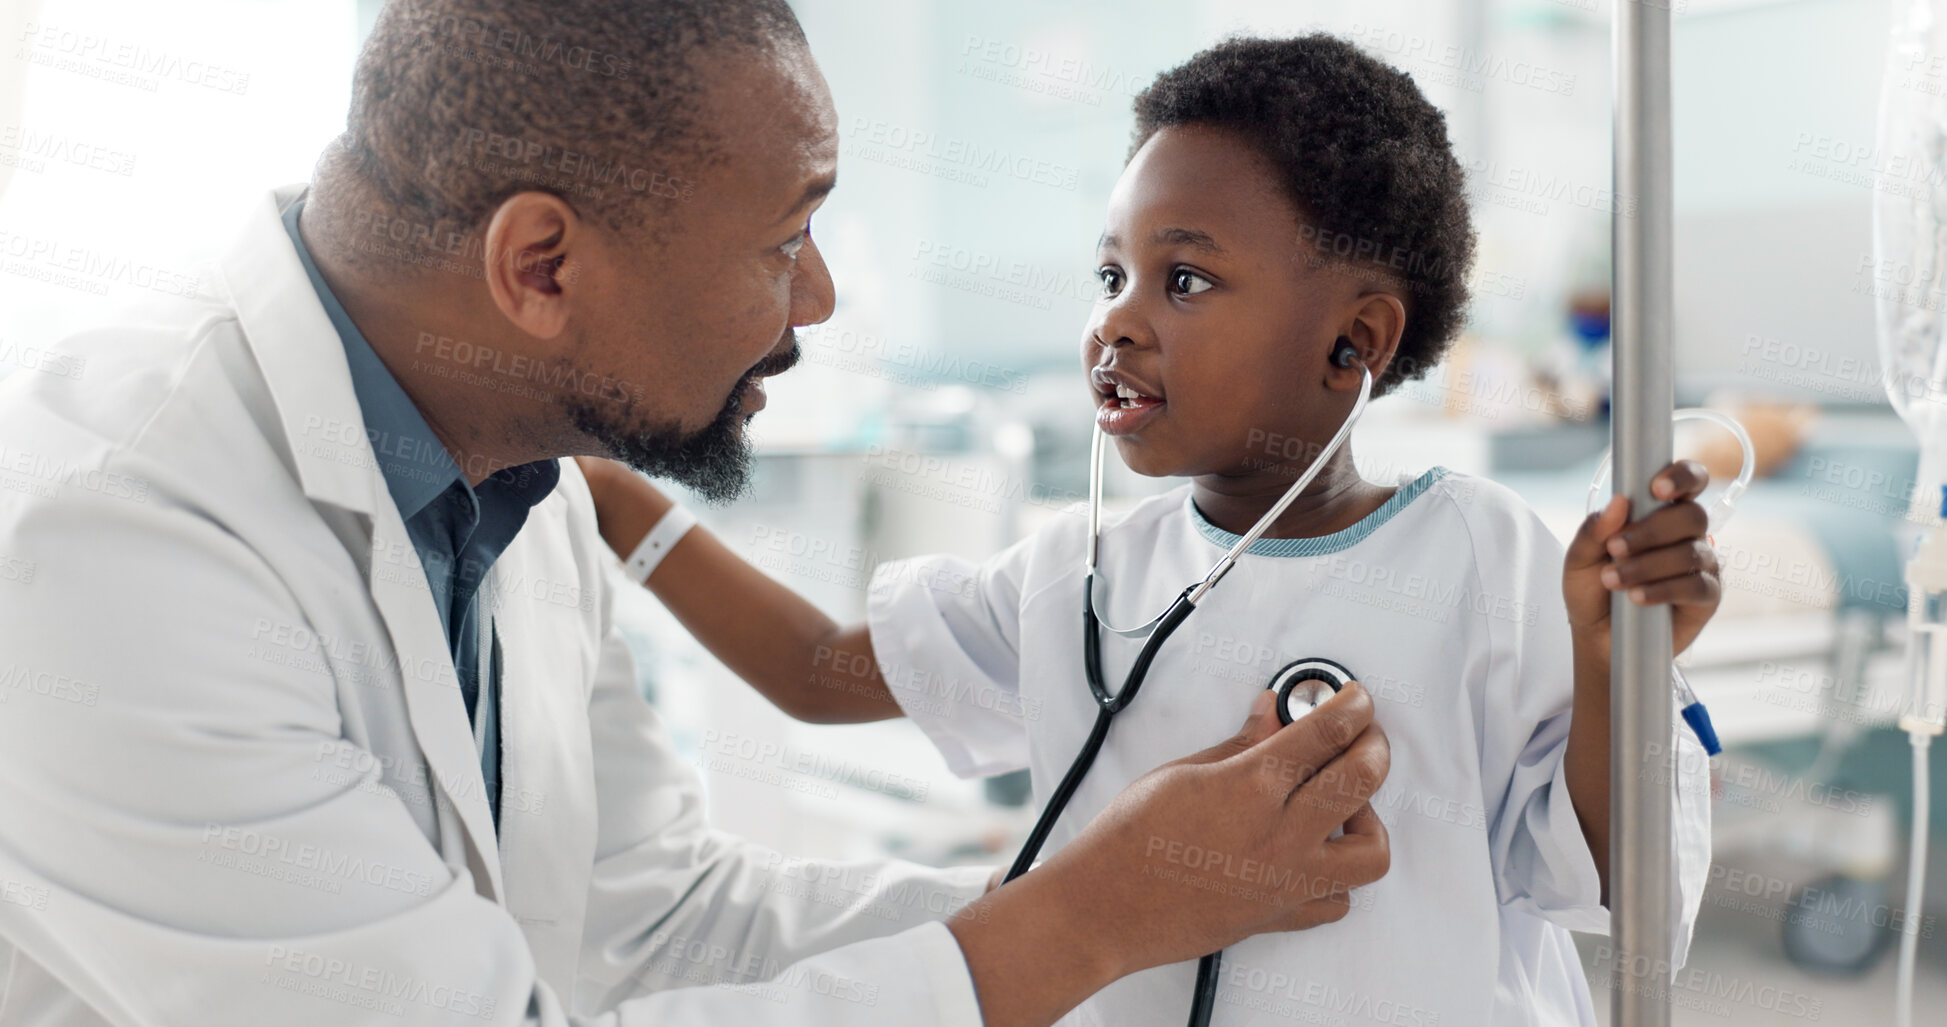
1874;0;1947;518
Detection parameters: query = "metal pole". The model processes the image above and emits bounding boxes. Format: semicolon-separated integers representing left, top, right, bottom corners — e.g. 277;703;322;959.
1612;1;1676;1024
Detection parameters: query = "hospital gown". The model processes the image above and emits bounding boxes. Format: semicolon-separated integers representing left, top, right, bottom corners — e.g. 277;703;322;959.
866;468;1711;1027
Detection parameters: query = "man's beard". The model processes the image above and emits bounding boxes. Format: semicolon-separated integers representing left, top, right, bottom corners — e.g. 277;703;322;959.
566;342;800;505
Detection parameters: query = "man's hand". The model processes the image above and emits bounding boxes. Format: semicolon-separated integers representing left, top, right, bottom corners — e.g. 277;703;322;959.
1564;459;1721;659
947;685;1391;1027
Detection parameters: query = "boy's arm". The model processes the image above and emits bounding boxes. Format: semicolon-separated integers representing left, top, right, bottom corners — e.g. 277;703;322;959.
574;456;901;724
1561;459;1720;901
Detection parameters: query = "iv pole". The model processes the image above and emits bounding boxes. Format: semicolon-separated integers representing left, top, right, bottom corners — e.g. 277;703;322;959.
1611;0;1677;1022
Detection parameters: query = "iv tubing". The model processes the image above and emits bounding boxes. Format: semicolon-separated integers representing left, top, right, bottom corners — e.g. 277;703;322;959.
1896;731;1929;1027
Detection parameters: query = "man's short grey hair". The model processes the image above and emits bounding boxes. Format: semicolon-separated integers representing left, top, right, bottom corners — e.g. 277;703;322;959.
314;0;805;265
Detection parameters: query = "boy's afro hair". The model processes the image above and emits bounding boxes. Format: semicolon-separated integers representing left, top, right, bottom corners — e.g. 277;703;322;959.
1132;34;1477;395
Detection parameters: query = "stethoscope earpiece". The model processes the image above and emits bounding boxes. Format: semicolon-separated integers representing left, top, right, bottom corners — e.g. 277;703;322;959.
1331;336;1358;369
1267;657;1356;725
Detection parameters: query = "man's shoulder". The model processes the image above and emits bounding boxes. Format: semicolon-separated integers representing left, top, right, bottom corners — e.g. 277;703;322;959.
1;290;250;461
0;288;305;544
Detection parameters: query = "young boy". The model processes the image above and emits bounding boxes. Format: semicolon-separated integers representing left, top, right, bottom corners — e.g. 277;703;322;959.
577;34;1717;1027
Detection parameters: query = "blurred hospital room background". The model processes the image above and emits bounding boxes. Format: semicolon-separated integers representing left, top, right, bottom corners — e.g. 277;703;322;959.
3;0;1943;1020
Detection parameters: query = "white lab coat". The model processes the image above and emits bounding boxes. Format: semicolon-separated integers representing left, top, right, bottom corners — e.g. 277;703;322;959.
868;472;1712;1026
0;186;990;1026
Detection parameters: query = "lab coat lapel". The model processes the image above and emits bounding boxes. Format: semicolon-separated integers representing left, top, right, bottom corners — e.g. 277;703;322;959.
218;185;506;903
365;499;507;903
486;504;597;990
217;184;384;518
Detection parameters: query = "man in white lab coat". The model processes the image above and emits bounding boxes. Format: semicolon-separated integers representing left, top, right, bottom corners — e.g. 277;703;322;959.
0;1;1392;1025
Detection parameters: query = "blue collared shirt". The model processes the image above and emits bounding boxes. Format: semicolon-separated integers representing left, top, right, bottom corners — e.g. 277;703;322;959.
282;196;560;830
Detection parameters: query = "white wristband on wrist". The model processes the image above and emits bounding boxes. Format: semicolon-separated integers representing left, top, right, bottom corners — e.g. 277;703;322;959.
623;505;698;583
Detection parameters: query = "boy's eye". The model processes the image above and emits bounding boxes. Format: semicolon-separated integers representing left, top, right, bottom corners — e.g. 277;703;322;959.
1096;266;1125;298
1171;268;1213;295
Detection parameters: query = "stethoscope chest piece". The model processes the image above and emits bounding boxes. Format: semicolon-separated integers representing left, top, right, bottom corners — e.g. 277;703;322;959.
1267;657;1356;725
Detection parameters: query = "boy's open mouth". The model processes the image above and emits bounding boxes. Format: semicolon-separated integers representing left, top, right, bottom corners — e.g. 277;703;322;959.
1090;367;1165;435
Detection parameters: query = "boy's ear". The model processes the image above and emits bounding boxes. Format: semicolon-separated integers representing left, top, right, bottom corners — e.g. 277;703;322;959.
1326;291;1408;392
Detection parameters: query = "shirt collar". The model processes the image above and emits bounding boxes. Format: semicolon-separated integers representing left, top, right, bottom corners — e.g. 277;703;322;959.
480;459;563;511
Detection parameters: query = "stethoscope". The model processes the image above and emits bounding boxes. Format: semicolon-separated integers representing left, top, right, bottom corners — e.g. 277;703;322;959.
998;343;1756;1025
1000;344;1374;1027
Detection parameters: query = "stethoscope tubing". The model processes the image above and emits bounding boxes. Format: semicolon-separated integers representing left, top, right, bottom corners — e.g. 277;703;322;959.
1003;579;1198;882
1001;580;1220;1027
1006;366;1373;1025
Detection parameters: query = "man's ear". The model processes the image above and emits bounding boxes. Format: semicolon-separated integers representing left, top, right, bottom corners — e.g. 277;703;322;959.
482;192;584;340
1326;290;1408;392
